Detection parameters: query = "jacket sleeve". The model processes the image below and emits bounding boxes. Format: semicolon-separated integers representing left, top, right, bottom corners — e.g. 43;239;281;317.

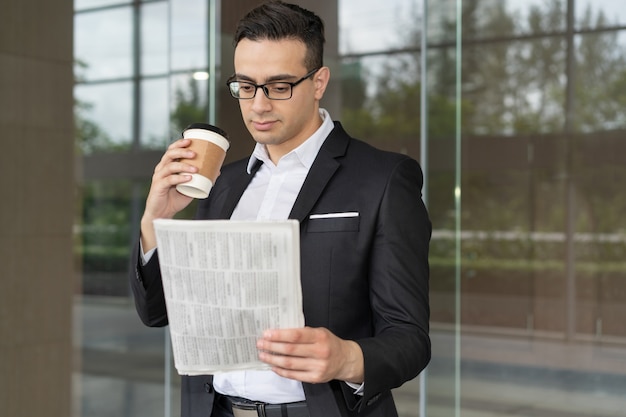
128;238;169;327
356;157;432;409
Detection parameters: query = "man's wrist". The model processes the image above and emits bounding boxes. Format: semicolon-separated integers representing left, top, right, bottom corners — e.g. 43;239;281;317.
140;215;157;252
342;340;365;384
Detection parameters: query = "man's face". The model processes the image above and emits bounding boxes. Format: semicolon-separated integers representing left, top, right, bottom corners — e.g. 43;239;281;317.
233;38;327;162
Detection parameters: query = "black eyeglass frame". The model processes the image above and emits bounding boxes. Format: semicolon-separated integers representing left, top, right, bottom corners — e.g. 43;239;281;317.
226;67;320;100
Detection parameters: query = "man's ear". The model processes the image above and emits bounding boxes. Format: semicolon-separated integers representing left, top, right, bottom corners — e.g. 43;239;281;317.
314;66;331;100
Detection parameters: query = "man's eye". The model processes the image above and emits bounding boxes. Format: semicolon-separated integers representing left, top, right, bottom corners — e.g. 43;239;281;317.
268;83;290;93
239;84;255;92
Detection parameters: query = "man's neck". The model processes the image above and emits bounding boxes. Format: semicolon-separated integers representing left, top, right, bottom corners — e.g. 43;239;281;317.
266;114;324;164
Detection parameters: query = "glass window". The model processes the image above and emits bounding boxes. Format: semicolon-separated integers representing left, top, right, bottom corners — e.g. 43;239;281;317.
449;2;626;417
426;0;459;44
170;0;208;71
339;0;423;55
141;77;171;149
340;53;422;155
77;179;170;417
73;1;206;417
80;179;135;297
574;32;626;132
426;0;568;43
339;1;626;416
75;0;131;11
74;7;133;81
141;2;169;76
75;82;133;152
77;300;169;417
72;1;626;416
169;73;209;135
507;0;567;35
577;0;626;28
462;39;568;136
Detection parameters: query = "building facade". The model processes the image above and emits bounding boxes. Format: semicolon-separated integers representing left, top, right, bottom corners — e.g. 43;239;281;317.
2;0;625;416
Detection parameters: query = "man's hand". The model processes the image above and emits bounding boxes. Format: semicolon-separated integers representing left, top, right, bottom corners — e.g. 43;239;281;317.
256;327;364;384
140;138;198;251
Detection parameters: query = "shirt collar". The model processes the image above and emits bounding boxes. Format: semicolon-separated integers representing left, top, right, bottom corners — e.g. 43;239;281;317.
246;108;334;173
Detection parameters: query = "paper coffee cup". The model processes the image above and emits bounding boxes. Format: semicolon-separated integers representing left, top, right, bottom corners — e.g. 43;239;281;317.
176;123;230;199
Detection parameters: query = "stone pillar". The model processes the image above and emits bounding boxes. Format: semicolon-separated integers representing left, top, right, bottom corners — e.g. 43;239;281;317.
0;1;75;416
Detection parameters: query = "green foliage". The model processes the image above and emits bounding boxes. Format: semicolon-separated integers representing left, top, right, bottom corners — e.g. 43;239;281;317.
338;0;626;282
170;76;208;135
74;60;124;154
74;0;626;289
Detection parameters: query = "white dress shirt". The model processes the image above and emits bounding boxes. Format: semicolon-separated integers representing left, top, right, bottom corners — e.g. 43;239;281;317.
213;109;334;403
142;109;334;403
142;109;364;402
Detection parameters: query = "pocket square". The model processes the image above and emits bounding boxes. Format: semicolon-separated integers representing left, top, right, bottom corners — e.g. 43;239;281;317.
307;212;360;233
309;212;359;219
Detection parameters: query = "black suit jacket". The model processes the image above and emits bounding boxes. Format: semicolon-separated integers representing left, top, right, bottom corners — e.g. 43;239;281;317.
130;122;431;417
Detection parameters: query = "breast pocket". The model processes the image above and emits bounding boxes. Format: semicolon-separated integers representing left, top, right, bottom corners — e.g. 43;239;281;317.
306;212;360;233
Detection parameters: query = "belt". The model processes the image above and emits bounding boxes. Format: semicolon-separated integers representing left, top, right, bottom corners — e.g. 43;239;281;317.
225;396;309;417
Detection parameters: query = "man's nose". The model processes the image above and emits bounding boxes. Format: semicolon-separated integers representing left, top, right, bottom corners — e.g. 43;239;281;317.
250;87;272;111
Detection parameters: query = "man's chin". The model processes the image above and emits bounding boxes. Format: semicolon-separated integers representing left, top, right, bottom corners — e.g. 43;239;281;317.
250;131;279;145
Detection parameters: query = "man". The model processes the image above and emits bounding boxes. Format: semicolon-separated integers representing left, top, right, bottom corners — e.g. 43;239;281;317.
130;1;431;416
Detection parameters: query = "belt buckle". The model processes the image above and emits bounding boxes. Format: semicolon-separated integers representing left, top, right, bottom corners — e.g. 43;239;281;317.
231;401;266;417
231;408;258;417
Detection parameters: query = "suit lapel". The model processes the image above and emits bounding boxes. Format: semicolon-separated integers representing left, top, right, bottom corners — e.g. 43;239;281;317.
218;159;263;218
289;122;349;222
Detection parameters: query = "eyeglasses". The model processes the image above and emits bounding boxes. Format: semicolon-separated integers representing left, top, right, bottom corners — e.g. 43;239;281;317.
226;68;320;100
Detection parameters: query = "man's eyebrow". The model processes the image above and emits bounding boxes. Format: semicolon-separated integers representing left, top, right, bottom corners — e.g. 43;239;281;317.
233;73;298;83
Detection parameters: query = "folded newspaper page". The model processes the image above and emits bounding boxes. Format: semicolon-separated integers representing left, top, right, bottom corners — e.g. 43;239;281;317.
153;219;304;375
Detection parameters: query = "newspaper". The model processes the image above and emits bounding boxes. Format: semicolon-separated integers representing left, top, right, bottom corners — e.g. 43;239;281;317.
153;219;304;375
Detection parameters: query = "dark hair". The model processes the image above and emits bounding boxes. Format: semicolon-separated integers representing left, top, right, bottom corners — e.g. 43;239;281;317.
233;1;325;70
